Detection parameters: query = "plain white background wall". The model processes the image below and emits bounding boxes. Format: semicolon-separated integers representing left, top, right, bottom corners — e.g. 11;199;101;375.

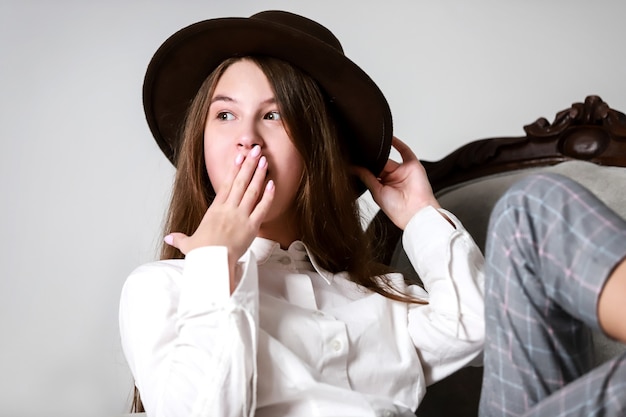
1;0;625;415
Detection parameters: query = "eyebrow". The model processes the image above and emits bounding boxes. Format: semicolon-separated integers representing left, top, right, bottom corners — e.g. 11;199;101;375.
210;95;277;105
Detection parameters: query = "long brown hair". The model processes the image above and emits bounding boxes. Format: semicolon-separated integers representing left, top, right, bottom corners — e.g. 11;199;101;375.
132;55;424;413
161;55;422;299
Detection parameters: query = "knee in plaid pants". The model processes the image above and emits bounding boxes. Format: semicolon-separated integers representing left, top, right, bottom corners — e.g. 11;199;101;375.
479;173;626;417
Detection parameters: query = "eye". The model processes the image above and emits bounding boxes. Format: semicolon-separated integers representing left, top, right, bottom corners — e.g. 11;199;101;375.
264;111;282;121
217;111;235;121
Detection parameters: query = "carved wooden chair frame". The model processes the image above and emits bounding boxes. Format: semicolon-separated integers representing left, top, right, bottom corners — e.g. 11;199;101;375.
371;95;626;267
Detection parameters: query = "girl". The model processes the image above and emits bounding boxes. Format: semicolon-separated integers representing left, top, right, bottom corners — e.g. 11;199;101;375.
120;10;485;417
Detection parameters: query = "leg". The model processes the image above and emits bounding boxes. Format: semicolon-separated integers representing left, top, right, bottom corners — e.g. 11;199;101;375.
479;173;626;417
598;259;626;343
522;352;626;417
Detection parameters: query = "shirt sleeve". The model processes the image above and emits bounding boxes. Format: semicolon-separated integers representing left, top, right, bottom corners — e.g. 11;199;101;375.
119;246;259;417
403;206;485;385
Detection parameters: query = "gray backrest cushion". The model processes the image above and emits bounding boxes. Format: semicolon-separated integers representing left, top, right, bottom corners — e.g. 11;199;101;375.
437;160;626;251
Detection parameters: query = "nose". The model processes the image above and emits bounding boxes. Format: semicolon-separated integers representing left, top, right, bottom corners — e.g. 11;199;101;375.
237;123;264;153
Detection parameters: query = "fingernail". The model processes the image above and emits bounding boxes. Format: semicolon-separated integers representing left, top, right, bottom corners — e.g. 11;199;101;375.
258;156;267;168
234;154;244;165
250;145;261;157
164;234;174;245
266;180;274;191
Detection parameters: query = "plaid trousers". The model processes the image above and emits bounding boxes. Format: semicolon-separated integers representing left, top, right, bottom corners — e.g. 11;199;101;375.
479;173;626;417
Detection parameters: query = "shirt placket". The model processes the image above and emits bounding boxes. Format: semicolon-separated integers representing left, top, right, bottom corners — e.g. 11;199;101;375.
317;315;350;388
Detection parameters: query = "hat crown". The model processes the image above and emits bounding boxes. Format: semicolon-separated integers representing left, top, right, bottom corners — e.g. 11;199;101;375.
250;10;344;54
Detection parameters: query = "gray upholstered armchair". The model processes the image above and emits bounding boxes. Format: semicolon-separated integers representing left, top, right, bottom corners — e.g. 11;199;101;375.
371;95;626;416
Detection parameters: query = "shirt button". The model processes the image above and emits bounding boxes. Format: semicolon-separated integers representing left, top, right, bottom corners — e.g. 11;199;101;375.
278;256;290;265
382;411;394;417
331;339;342;352
313;311;324;317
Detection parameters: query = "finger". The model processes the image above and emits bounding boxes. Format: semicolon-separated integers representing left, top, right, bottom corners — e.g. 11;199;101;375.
392;136;418;163
164;232;190;254
214;152;245;204
353;166;383;195
240;155;269;212
249;179;275;225
227;145;262;205
379;159;401;177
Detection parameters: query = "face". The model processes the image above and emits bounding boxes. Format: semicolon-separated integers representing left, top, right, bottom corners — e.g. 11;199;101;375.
204;59;304;232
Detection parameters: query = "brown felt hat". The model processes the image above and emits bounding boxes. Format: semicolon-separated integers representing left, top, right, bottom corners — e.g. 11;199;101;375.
143;10;392;177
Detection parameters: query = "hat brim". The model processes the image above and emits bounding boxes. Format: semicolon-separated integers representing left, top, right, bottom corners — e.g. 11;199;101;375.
143;15;392;179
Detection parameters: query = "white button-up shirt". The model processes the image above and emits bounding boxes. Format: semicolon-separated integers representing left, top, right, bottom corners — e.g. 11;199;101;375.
119;206;485;417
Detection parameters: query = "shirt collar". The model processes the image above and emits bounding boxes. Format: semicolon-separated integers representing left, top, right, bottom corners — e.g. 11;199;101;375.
245;237;336;285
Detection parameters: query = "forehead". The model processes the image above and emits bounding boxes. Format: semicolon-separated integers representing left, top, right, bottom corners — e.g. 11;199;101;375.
212;59;272;96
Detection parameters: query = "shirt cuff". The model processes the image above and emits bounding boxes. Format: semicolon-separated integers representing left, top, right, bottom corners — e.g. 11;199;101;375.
402;206;460;280
178;246;231;317
178;246;260;319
